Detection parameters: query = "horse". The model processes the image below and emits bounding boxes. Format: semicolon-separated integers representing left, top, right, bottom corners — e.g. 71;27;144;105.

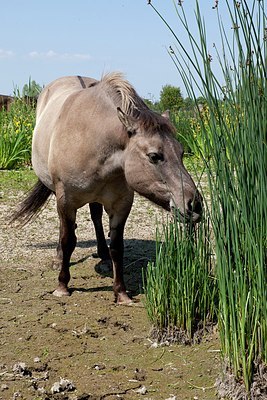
12;72;202;304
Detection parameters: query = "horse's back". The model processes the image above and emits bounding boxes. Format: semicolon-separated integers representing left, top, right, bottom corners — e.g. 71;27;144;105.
36;76;98;118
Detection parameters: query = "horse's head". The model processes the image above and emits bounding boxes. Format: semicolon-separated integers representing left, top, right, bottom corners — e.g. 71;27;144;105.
118;108;202;223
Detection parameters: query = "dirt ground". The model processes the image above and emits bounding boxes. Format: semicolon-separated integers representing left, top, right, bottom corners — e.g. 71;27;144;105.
0;171;221;400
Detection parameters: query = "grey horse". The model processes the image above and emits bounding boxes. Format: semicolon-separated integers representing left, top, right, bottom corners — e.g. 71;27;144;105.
12;73;202;304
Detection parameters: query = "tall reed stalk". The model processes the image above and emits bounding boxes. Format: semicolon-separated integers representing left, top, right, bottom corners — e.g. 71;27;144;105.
149;0;267;393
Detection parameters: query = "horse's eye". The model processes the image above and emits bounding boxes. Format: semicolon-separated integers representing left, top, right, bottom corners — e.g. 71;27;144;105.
147;152;164;164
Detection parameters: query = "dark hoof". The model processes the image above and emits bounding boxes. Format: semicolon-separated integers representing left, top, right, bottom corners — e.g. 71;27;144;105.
95;259;112;274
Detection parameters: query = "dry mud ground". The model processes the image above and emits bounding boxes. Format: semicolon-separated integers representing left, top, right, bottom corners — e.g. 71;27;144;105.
0;171;220;400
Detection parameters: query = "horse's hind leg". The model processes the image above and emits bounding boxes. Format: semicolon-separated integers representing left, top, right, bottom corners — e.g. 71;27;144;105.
53;192;77;297
89;202;110;261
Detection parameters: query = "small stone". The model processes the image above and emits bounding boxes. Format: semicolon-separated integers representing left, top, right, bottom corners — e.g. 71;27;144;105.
51;377;75;394
1;384;8;391
34;357;41;363
12;392;22;399
12;362;31;376
134;368;146;381
93;363;105;370
37;387;46;394
13;362;26;373
135;385;147;395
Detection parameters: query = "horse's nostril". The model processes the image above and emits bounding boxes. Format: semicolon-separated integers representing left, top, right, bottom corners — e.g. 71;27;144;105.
194;200;202;215
187;198;202;215
187;199;193;212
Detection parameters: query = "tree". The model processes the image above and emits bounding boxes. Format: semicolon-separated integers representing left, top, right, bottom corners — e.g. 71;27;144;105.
22;79;42;98
143;98;161;112
196;96;207;106
182;97;195;111
159;84;184;113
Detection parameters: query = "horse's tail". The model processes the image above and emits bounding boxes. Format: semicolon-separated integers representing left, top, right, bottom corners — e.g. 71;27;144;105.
11;179;52;225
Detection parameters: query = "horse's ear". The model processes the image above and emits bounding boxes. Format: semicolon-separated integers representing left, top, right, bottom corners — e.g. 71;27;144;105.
161;110;170;120
117;107;136;136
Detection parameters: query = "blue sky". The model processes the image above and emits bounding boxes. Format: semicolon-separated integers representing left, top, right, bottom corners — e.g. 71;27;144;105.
1;0;230;100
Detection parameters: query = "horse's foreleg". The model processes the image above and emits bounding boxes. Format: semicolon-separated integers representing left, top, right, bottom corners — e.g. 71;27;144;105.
53;198;77;297
89;202;110;261
108;194;133;304
109;222;132;304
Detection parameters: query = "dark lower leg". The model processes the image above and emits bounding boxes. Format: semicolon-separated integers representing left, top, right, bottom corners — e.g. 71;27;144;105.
89;202;110;260
53;215;77;297
109;225;131;304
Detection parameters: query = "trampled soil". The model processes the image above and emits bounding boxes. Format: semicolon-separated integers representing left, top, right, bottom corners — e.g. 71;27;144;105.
0;171;221;400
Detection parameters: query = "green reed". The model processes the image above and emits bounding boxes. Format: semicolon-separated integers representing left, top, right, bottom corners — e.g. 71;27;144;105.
148;0;267;392
144;213;217;343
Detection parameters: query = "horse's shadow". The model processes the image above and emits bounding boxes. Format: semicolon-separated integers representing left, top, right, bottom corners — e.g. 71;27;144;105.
29;238;157;297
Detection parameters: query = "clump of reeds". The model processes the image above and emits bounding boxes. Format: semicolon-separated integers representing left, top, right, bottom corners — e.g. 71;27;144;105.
148;0;267;395
144;213;217;344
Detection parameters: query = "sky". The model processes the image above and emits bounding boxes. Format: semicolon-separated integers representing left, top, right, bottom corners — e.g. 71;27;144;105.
1;0;232;101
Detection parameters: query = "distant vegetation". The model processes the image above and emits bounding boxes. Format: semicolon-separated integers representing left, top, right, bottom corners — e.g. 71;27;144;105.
21;79;42;98
0;78;43;169
0;96;35;169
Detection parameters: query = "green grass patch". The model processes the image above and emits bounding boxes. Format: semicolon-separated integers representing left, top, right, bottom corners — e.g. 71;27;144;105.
0;169;37;197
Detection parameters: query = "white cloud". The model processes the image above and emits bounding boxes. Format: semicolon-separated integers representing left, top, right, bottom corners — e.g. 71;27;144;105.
72;53;92;60
0;49;15;58
29;50;91;60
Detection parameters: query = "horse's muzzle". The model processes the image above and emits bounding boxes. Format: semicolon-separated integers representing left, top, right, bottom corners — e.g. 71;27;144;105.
186;195;203;223
170;194;203;224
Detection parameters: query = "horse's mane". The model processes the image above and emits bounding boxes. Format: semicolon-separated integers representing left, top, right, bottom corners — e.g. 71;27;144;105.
100;72;146;115
100;72;175;135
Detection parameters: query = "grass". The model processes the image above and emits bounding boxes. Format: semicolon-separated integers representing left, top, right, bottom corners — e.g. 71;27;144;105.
0;169;36;198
